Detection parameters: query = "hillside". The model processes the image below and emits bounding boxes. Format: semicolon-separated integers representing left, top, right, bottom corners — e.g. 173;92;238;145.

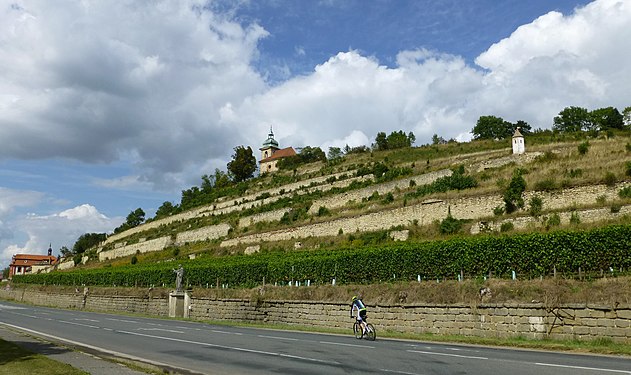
24;131;631;300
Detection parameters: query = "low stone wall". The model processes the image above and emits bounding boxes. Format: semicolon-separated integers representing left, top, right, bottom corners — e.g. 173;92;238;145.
221;183;629;248
175;223;231;245
308;169;452;214
98;236;173;261
2;287;629;342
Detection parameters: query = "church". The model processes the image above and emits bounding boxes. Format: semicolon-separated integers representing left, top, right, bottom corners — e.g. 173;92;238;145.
259;127;296;175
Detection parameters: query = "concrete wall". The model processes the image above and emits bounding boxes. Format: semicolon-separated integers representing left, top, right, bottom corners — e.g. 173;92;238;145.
2;287;629;342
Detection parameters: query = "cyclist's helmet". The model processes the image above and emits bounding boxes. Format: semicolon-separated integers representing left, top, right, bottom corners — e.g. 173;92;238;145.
352;296;358;302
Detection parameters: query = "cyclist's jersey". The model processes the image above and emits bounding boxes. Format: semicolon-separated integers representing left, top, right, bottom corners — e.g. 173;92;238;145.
351;299;367;315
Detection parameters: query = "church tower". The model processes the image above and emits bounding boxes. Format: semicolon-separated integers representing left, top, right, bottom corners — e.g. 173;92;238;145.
260;126;280;160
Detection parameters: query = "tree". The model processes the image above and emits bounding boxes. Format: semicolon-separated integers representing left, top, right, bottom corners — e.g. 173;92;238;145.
590;107;624;131
327;146;343;160
513;120;532;134
386;130;414;149
553;106;591;132
503;170;526;214
432;134;447;145
59;246;72;258
126;208;146;228
227;146;256;182
72;233;106;254
2;267;9;279
155;201;177;218
472;115;512;139
299;146;326;163
374;132;387;150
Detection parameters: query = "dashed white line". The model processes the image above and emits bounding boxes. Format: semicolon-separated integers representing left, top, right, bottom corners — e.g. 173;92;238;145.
407;350;488;360
105;318;139;324
212;329;242;335
137;328;184;334
536;362;631;374
380;369;424;375
118;330;339;365
258;335;299;341
319;341;374;349
59;320;100;329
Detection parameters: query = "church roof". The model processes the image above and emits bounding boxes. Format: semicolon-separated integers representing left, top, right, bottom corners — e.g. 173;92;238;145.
260;127;279;150
260;147;297;163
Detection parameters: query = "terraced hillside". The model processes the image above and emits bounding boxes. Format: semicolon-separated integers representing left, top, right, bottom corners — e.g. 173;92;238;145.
54;132;631;273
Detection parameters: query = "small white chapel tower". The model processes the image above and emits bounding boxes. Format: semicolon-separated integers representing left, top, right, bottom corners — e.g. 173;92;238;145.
512;127;525;155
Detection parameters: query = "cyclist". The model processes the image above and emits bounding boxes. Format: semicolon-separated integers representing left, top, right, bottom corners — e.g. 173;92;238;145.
350;295;368;335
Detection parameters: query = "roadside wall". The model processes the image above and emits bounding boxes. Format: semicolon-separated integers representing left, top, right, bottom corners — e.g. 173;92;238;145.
2;287;629;342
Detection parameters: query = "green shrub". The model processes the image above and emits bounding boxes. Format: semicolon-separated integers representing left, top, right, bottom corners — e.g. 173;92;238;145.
619;186;631;199
578;141;589;155
626;142;631;152
493;206;505;216
611;203;622;213
570;212;581;225
625;161;631;177
500;222;514;232
565;168;583;178
317;206;330;217
439;208;463;235
382;192;395;204
131;256;138;265
503;170;526;213
546;213;561;228
529;196;543;217
596;195;607;205
603;172;617;187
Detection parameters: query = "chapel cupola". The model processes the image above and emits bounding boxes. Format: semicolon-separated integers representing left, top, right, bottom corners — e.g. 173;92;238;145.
260;126;280;160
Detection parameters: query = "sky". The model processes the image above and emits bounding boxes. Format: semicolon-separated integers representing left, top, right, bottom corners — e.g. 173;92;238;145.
1;0;630;270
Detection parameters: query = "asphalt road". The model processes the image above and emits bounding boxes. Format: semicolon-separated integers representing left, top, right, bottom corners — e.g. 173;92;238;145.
1;300;630;375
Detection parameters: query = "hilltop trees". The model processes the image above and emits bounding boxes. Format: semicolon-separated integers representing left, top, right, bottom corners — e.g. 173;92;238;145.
373;130;416;150
472;116;531;140
227;146;257;182
114;208;146;233
73;233;106;254
553;106;626;132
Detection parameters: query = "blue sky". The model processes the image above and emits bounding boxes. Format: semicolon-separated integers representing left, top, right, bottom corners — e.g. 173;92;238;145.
2;0;630;270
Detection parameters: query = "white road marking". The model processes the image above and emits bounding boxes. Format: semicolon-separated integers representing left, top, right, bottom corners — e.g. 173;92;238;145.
0;304;26;310
407;350;488;360
258;335;299;341
536;362;631;374
75;318;99;322
137;328;184;334
119;330;340;365
59;320;100;329
319;341;374;349
105;318;139;324
212;329;242;335
175;326;201;331
380;369;424;375
103;328;113;331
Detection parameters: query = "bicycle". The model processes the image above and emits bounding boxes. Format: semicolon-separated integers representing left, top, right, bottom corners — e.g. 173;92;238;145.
353;319;376;341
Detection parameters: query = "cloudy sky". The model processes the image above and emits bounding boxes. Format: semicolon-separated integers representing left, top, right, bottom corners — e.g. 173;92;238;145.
1;0;630;270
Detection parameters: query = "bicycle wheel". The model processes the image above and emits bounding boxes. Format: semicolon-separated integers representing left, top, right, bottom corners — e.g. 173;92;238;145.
353;321;363;339
365;323;376;341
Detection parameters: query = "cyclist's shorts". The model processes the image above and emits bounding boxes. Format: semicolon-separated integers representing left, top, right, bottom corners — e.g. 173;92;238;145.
359;309;367;320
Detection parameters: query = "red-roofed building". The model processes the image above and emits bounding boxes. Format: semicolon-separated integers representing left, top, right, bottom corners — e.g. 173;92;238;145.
8;246;58;279
259;127;296;175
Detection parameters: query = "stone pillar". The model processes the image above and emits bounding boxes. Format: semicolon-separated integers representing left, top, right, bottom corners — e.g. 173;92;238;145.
169;291;191;318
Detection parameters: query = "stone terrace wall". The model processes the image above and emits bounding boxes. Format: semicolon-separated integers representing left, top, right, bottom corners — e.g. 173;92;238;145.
2;287;629;342
308;169;452;214
101;172;370;247
221;183;629;248
175;223;231;245
99;236;173;261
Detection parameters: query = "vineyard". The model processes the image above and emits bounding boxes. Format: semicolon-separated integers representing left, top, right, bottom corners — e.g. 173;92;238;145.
14;224;631;288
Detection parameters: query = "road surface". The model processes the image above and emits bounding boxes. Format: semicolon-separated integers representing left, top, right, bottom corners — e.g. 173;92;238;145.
1;300;630;375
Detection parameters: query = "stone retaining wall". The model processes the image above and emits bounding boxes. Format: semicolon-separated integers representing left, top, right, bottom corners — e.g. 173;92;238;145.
2;287;629;342
175;223;231;245
221;183;629;248
98;236;173;261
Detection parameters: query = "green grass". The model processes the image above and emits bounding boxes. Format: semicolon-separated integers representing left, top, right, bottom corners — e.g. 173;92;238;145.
0;339;88;375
